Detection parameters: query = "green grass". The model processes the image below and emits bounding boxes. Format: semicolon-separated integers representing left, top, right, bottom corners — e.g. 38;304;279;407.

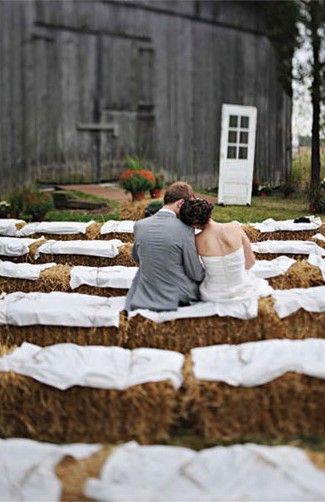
211;195;320;223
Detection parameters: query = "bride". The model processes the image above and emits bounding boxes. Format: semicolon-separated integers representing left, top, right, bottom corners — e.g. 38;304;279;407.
179;199;271;303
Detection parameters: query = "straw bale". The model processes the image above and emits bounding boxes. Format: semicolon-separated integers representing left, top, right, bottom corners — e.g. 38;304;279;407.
269;261;324;289
27;242;136;267
0;371;179;443
122;297;325;352
32;225;101;241
184;370;325;442
244;223;325;243
100;231;134;243
255;253;309;261
0;323;126;348
120;200;148;221
15;222;26;231
0;264;128;296
56;446;113;502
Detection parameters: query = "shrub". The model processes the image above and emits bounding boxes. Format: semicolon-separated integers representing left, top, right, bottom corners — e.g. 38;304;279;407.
125;155;143;171
144;199;163;217
9;188;54;221
119;169;155;195
0;201;11;218
153;173;165;189
280;181;295;196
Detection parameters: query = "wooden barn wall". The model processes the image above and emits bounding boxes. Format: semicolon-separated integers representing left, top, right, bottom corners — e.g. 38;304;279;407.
0;0;292;194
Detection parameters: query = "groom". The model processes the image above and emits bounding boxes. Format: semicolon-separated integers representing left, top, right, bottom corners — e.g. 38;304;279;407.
125;181;205;312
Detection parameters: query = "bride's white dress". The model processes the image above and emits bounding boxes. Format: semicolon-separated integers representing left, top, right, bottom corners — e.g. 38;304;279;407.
199;246;272;302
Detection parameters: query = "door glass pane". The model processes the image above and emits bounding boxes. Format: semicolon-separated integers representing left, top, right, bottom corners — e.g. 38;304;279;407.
239;131;248;144
227;146;237;159
229;115;238;128
238;146;248;159
228;130;237;143
240;116;249;128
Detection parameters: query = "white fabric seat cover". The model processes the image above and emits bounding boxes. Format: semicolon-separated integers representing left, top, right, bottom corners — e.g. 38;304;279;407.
0;219;25;237
70;265;138;290
0;438;100;501
17;220;95;237
191;338;325;386
0;292;126;327
251;240;325;256
0;237;41;257
100;220;135;235
85;441;325;501
313;232;325;242
272;285;325;318
0;261;56;280
34;239;123;259
0;342;184;390
308;253;325;280
251;216;321;232
251;256;295;278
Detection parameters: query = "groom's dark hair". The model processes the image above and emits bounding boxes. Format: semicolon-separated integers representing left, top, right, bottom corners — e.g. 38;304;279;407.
164;182;195;204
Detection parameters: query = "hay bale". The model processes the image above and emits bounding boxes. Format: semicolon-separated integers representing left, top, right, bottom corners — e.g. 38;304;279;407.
122;297;325;353
184;359;325;442
254;253;309;261
244;223;325;242
31;222;101;241
0;323;126;348
26;242;136;267
269;261;324;289
100;232;134;243
56;446;113;502
0;264;128;296
0;370;179;444
120;200;148;221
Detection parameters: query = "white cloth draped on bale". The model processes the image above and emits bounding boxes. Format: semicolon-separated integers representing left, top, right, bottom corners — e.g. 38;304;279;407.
191;338;325;386
100;220;135;235
308;254;325;280
70;266;138;290
0;261;56;280
33;239;123;259
313;232;325;242
85;441;325;501
0;291;126;327
0;219;25;237
251;256;296;278
251;240;325;256
250;216;322;232
272;285;325;318
16;220;95;237
0;342;184;390
0;438;100;502
0;237;42;257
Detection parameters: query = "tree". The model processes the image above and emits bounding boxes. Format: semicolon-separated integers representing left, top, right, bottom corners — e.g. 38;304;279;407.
299;1;325;208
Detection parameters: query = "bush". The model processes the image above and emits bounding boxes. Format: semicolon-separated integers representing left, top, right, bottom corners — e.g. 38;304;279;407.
125;155;143;171
153;173;165;189
119;169;155;195
144;200;163;217
9;188;54;221
0;201;11;218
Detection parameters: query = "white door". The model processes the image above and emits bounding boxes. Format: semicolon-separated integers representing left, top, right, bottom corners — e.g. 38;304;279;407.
218;104;257;205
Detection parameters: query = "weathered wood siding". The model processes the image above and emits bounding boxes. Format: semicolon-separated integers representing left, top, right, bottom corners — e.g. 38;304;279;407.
0;0;292;194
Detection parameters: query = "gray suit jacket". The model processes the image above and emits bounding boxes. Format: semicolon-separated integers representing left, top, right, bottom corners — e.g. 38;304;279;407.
125;211;205;311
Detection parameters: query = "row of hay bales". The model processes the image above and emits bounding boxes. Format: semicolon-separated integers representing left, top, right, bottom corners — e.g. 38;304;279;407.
0;260;323;298
0;346;324;445
0;298;324;352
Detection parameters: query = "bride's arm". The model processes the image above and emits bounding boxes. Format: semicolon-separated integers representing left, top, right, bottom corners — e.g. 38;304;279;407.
241;229;255;270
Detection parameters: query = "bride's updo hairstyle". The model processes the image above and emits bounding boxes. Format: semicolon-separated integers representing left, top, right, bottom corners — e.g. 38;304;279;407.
180;199;213;227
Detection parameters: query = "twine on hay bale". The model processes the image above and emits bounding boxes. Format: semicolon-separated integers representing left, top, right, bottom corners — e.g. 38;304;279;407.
0;366;179;443
269;261;324;289
56;446;114;502
0;323;127;348
122;298;325;353
184;357;325;442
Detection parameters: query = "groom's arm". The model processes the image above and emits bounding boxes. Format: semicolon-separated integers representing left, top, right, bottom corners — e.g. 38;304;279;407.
131;223;140;263
182;231;205;282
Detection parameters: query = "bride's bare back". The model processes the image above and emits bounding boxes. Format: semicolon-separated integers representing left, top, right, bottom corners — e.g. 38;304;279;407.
196;220;255;269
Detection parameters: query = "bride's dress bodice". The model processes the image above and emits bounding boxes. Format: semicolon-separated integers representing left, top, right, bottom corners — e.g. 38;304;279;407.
200;246;270;302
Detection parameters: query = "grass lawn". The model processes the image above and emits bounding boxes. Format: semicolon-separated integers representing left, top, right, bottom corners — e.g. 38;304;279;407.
211;195;319;223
